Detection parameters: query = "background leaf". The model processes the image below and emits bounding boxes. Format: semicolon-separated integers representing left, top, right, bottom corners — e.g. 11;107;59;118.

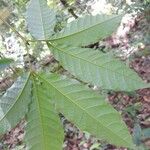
48;44;149;91
0;58;13;71
50;14;122;46
142;128;150;140
38;73;134;148
25;75;64;150
26;0;56;40
0;73;31;134
0;8;10;25
133;123;142;145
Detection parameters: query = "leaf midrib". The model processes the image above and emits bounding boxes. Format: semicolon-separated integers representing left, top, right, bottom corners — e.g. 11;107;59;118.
49;15;120;42
38;74;132;146
0;73;30;123
32;78;46;150
38;0;46;39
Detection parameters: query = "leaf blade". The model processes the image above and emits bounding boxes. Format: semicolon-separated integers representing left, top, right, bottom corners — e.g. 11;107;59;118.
26;0;56;39
25;75;64;150
38;73;134;148
50;14;122;46
0;73;31;134
48;44;149;91
0;58;13;71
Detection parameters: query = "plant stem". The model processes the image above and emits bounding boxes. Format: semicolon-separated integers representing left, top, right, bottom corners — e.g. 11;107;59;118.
60;0;78;19
0;16;31;71
0;16;29;46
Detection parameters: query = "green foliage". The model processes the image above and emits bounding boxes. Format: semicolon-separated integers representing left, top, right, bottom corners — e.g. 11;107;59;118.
0;72;134;149
25;75;64;150
0;58;13;71
38;73;133;148
26;0;56;39
48;44;148;91
132;124;150;149
50;14;122;46
0;0;150;149
142;128;150;140
0;73;31;134
133;123;142;145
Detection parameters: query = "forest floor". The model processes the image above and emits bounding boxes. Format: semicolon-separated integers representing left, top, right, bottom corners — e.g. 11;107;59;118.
0;6;150;150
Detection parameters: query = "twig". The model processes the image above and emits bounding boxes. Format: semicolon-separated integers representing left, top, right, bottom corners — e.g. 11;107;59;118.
60;0;78;19
0;16;29;46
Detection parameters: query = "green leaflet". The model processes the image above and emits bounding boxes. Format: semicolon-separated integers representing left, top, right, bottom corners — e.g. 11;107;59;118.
37;73;134;148
25;75;64;150
48;44;149;91
0;58;13;71
49;14;122;46
142;128;150;140
0;73;31;134
26;0;56;39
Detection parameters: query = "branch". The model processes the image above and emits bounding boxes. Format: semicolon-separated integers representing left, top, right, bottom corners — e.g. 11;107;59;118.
0;16;29;46
60;0;78;19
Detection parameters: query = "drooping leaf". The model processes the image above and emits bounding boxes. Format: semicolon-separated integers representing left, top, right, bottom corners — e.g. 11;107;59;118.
25;75;64;150
26;0;56;39
49;14;122;46
0;58;13;71
37;73;134;148
0;73;31;134
48;44;149;91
